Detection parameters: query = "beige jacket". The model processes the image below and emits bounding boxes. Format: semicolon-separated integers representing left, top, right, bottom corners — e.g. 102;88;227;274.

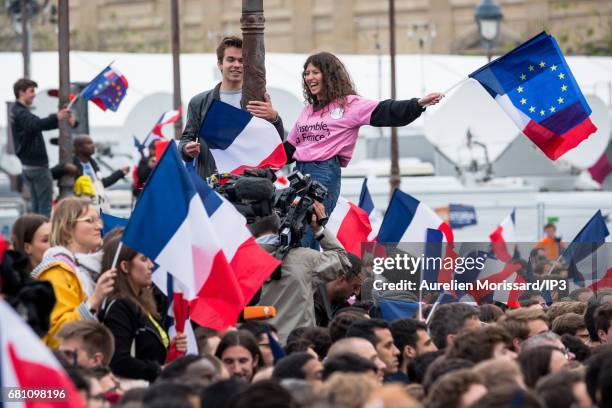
258;229;350;343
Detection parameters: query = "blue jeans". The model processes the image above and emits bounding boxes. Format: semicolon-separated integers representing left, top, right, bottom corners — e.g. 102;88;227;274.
23;167;53;217
296;157;341;249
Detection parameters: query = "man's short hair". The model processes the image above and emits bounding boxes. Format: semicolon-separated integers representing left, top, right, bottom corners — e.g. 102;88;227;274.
322;353;377;381
594;303;612;338
535;369;583;408
56;321;114;366
407;350;444;384
272;352;315;381
422;357;474;395
470;386;545;408
472;359;523;390
345;252;363;281
389;318;427;364
424;369;483;408
345;319;389;347
329;311;368;343
551;313;586;336
428;303;479;349
585;349;612;407
520;331;562;353
498;307;547;342
13;78;37;99
569;287;593;301
447;325;512;364
561;334;591;362
216;36;243;62
544;223;556;230
546;301;587;323
247;214;280;238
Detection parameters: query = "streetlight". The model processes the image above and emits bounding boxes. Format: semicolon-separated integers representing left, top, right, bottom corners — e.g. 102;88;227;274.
406;22;437;97
475;0;502;62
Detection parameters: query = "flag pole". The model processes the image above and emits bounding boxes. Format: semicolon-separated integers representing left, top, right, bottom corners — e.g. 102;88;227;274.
420;77;471;107
111;241;123;269
67;60;116;110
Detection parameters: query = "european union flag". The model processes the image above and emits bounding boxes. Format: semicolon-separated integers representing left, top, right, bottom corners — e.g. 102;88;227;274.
469;32;597;161
81;66;128;112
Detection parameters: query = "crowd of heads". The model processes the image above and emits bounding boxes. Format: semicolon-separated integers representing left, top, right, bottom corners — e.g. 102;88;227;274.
3;198;612;408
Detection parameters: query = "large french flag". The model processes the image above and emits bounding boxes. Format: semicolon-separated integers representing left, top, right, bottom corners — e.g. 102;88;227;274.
358;178;382;241
0;299;85;408
123;142;280;330
198;100;286;174
469;32;597;160
489;209;516;262
326;196;372;257
563;211;612;291
377;190;454;284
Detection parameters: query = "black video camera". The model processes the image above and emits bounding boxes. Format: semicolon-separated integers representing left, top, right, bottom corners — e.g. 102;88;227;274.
274;171;328;256
210;168;277;223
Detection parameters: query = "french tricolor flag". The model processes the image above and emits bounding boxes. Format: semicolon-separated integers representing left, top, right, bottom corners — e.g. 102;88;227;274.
152;271;199;361
377;190;454;284
489;209;516;262
563;211;612;291
358;178;382;241
0;299;85;408
123;142;280;330
199;100;286;174
326;196;372;257
140;108;183;149
377;190;453;244
471;253;523;307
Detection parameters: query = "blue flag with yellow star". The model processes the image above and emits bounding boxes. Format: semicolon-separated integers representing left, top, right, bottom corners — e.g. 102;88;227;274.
469;32;597;161
81;66;128;112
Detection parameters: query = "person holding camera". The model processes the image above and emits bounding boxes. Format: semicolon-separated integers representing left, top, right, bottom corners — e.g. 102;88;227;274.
284;52;443;248
248;201;351;343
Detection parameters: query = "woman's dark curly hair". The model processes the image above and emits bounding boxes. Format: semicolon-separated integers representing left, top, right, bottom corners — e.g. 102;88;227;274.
302;52;356;112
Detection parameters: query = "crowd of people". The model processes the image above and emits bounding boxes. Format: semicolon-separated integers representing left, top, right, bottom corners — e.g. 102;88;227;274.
3;34;612;408
3;204;612;408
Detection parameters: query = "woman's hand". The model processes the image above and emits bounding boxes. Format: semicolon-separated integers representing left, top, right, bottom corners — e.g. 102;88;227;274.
174;332;188;353
89;268;116;311
418;92;444;107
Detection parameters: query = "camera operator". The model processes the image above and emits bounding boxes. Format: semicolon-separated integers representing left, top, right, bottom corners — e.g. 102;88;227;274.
248;201;350;343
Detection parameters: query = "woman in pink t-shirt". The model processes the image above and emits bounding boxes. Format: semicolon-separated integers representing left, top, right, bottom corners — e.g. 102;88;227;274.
285;52;443;248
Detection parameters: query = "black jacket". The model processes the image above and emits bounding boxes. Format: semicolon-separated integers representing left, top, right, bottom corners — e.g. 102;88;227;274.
178;83;284;180
51;156;125;188
10;102;58;167
101;298;167;382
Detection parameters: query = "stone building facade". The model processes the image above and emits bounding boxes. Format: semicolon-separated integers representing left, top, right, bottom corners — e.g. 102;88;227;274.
1;0;610;55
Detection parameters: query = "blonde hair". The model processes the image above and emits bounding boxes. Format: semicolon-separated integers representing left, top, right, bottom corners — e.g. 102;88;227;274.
50;197;92;247
319;373;377;408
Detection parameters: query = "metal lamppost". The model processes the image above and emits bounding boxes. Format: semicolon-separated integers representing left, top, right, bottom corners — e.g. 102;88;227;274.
57;0;73;198
388;0;400;195
170;0;183;140
475;0;502;62
240;0;267;107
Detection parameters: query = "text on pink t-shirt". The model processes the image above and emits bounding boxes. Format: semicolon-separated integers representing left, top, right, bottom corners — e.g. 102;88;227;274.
287;95;379;167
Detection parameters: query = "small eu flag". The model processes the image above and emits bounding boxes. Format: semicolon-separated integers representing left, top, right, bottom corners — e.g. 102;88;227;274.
469;32;597;161
81;66;128;112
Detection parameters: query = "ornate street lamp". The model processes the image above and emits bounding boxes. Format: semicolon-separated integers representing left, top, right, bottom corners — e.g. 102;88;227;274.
475;0;503;62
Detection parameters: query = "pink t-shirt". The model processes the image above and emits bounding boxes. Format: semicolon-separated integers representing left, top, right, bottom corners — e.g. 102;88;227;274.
287;95;379;167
